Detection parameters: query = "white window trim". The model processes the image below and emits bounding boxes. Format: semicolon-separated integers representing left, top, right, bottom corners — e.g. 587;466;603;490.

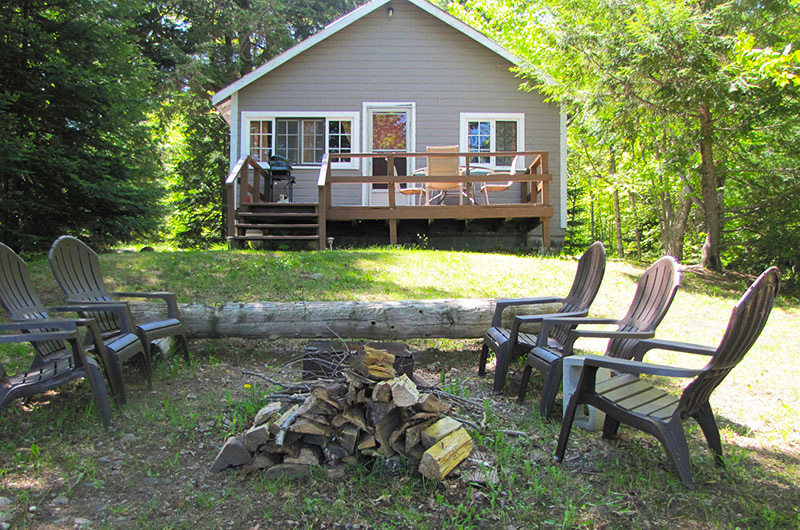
458;112;525;170
240;111;360;170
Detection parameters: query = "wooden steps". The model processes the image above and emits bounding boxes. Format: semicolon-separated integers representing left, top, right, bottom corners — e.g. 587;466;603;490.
232;202;321;248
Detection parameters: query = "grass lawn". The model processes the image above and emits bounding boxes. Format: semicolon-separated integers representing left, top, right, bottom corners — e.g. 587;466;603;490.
1;247;799;528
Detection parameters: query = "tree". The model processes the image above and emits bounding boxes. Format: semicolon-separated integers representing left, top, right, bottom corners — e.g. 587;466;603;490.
152;0;362;247
0;0;164;252
451;0;800;271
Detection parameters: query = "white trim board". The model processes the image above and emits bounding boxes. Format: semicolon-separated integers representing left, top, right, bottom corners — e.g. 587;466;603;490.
211;0;521;106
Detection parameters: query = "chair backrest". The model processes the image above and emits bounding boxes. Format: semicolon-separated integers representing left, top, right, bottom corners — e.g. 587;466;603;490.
426;145;459;191
549;242;607;345
606;255;681;359
48;236;120;334
0;243;67;358
679;267;779;416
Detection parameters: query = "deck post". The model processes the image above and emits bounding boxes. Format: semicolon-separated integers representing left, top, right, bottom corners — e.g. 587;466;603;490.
317;154;330;250
543;218;551;249
387;155;398;244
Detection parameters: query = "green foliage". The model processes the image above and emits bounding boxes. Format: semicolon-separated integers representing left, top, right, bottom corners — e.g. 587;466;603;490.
0;0;164;252
151;0;362;248
451;0;800;275
160;93;229;248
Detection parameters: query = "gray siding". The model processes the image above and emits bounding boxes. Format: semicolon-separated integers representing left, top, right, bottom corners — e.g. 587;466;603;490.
235;0;563;235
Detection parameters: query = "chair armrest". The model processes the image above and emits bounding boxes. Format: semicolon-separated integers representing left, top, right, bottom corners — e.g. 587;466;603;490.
0;329;78;344
575;354;703;379
508;310;589;351
112;291;180;319
514;310;589;326
629;339;716;362
568;329;655;341
492;297;564;327
541;316;620;326
0;319;80;332
536;316;620;349
52;302;137;335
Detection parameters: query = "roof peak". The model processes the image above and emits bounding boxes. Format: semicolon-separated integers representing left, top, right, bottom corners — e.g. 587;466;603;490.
212;0;520;106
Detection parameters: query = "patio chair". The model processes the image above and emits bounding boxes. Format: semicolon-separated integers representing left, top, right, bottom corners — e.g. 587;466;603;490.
1;320;113;429
480;242;606;394
48;236;189;366
0;242;147;405
519;255;681;418
424;146;465;205
555;267;779;488
478;155;520;204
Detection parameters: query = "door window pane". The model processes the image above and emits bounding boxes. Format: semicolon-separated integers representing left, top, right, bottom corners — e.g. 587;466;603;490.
372;112;407;151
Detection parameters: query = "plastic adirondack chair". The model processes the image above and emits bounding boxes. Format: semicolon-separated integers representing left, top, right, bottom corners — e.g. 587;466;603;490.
0;243;147;405
555;267;779;488
519;255;681;418
480;242;606;394
48;236;189;366
0;321;113;429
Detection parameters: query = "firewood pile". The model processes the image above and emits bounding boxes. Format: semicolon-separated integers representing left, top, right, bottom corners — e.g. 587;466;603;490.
211;345;473;481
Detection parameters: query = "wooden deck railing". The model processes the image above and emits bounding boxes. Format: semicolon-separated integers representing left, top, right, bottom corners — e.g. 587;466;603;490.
225;155;270;238
317;151;553;250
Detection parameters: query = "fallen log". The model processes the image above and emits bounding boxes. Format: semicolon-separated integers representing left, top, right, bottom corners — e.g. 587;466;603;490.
128;299;562;340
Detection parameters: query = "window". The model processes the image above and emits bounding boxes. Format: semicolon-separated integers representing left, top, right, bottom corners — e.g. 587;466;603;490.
242;112;359;169
328;120;352;163
249;121;272;163
460;113;524;169
275;118;325;165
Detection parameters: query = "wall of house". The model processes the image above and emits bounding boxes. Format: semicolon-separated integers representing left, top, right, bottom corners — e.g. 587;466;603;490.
234;0;564;237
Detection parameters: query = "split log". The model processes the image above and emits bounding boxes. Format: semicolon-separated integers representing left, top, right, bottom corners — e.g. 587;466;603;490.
244;424;270;452
284;446;322;466
390;374;420;408
421;417;462;449
372;381;392;402
128;299;562;339
416;393;451;414
352;346;396;380
418;427;473;481
337;425;359;454
253;402;283;426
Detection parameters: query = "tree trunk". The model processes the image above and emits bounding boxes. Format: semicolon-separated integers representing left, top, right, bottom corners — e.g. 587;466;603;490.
698;105;722;271
629;192;642;261
129;299;562;340
610;150;624;258
659;182;693;261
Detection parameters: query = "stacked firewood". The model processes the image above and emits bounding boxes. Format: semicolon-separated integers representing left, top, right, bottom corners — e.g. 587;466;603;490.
211;346;473;481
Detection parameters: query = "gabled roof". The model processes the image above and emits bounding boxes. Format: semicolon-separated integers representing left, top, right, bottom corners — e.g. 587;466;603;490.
211;0;521;106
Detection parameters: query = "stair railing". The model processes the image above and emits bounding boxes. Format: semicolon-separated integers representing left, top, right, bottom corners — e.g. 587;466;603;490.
225;155;270;238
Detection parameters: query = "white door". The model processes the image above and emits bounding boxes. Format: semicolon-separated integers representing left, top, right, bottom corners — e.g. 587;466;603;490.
363;103;415;206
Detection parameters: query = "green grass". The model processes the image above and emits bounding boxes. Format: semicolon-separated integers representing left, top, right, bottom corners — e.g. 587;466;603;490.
2;247;799;528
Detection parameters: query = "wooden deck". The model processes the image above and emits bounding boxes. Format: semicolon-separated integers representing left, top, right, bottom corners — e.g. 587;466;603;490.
226;151;553;250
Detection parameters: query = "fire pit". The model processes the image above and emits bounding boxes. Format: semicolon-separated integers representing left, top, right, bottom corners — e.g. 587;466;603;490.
302;341;413;380
211;344;473;481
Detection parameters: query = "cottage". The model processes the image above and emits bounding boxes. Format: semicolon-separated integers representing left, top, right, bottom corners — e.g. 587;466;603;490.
213;0;566;250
